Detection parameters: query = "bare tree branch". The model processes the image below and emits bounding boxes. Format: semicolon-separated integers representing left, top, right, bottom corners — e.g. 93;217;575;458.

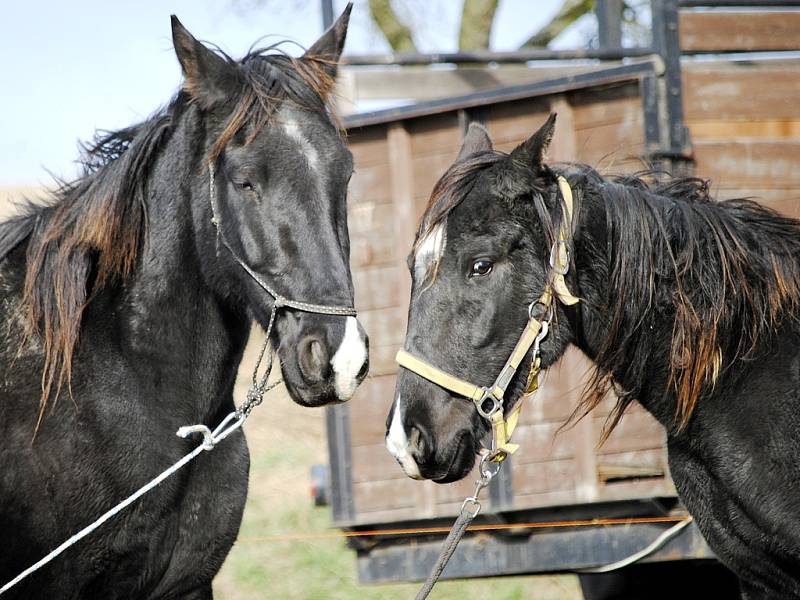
520;0;595;48
458;0;499;50
367;0;417;52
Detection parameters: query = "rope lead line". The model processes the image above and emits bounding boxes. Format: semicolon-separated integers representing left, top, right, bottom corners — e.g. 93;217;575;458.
0;412;247;596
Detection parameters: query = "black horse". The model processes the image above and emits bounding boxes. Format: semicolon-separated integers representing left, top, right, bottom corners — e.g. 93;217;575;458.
0;7;368;599
387;116;800;599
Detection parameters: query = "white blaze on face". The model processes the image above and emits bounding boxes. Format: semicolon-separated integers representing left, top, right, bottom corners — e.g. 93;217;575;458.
282;117;320;172
385;396;422;480
330;316;367;401
414;223;446;280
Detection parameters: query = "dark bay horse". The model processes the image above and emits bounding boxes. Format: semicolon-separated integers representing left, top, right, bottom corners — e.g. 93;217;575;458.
0;7;367;599
387;116;800;599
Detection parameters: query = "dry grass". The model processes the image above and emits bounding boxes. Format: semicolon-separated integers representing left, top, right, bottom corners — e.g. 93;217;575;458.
213;328;582;599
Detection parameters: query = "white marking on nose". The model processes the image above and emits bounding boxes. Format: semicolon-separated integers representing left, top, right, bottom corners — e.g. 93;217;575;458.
414;223;446;278
385;396;422;480
283;118;320;172
330;316;367;401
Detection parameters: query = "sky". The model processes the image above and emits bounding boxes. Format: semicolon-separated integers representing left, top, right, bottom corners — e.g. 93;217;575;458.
0;0;581;186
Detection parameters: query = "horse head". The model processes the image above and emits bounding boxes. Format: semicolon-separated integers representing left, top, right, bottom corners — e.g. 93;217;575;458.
386;116;576;482
172;7;368;407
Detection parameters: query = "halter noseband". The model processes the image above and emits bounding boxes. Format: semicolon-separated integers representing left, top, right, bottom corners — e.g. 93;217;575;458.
396;176;579;463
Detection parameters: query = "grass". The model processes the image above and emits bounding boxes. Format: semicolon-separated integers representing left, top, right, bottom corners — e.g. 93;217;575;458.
213;330;582;599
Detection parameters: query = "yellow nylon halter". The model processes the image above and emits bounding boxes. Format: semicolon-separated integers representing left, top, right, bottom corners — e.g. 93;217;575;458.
396;176;579;462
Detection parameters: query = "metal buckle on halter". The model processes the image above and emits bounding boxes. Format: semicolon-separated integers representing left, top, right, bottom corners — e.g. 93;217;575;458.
549;240;570;275
474;388;501;420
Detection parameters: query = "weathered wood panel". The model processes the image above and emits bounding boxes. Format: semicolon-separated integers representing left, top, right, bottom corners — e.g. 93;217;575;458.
347;127;389;167
683;61;800;122
693;141;800;189
680;10;800;53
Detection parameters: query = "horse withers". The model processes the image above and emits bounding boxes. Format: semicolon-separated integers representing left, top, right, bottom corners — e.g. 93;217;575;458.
387;116;800;598
0;6;367;598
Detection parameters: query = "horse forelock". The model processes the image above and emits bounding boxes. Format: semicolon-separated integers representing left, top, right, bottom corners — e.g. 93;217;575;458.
412;149;557;287
568;168;800;439
207;50;340;165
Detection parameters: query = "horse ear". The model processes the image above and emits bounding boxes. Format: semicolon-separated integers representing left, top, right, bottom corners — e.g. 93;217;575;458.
511;113;557;165
171;15;239;109
303;2;353;79
457;122;493;162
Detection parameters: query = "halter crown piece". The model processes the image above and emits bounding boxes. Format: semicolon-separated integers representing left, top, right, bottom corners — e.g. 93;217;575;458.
396;176;579;463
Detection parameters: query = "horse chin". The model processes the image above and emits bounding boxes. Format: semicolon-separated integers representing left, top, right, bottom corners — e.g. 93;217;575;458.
431;433;478;484
281;375;341;408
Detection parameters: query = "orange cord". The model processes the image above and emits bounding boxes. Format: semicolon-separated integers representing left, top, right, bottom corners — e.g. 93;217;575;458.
238;515;690;543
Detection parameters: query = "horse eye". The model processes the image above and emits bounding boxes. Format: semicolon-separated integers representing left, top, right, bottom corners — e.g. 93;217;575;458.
470;259;493;277
236;181;254;192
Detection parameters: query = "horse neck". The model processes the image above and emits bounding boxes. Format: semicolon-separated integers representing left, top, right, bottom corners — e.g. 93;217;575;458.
568;177;677;425
108;112;250;421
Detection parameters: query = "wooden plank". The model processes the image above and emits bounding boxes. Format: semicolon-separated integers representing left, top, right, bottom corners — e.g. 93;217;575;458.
683;61;800;121
410;151;461;203
693;141;800;189
688;119;800;141
349;375;396;447
353;479;419;513
513;459;578;496
509;421;577;464
484;98;551;146
357;306;406;351
338;64;611;102
348;163;392;205
570;83;643;130
573;117;646;170
349;204;398;268
387;122;416;324
352;444;408;483
353;265;403;312
407;113;461;157
594;409;666;455
549;95;577;163
347;126;389;167
680;10;800;53
596;449;667;484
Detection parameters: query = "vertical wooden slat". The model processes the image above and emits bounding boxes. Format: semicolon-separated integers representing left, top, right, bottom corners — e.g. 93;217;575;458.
386;121;437;516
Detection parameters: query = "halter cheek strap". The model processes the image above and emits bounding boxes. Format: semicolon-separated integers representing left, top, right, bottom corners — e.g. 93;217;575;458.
207;162;357;317
396;175;579;462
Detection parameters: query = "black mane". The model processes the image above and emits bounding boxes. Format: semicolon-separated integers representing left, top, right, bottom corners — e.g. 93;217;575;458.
568;165;800;434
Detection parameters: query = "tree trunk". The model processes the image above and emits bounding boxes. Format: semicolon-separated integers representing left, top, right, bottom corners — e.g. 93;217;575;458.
458;0;499;50
520;0;595;48
367;0;417;52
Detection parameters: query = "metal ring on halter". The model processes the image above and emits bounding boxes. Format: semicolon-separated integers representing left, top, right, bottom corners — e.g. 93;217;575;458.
549;240;571;275
528;299;554;322
474;389;501;420
479;453;502;481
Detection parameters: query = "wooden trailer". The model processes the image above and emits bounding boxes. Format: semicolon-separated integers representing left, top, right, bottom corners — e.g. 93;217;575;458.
326;0;800;588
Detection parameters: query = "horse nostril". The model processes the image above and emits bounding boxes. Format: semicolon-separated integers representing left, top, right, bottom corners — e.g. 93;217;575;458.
298;335;330;384
356;356;369;381
408;425;428;462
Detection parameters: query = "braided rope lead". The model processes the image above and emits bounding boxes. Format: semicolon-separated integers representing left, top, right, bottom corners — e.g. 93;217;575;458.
415;503;479;600
0;412;246;596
